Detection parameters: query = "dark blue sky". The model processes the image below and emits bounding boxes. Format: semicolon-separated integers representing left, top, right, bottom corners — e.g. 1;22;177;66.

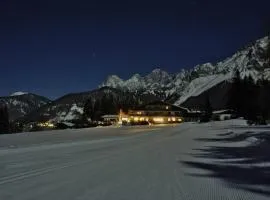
0;0;269;99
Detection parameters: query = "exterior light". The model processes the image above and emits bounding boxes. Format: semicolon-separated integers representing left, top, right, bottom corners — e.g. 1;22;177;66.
121;117;128;121
48;123;54;128
153;117;164;122
134;117;139;121
172;117;176;122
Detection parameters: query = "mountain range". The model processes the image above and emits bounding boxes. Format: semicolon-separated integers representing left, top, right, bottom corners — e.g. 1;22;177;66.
0;93;50;121
1;36;269;122
101;36;269;107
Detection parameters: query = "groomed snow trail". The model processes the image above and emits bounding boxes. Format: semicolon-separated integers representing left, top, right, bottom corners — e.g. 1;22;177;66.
0;122;269;200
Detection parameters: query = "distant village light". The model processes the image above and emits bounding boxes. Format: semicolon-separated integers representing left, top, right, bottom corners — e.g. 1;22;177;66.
47;123;54;128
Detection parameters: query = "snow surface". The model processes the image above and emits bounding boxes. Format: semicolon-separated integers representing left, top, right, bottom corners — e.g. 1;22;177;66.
0;121;269;200
54;104;84;122
175;73;232;105
10;91;28;96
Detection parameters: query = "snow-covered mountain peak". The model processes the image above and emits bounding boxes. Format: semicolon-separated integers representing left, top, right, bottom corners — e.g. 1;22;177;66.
149;68;169;76
130;73;142;80
100;35;270;105
256;36;268;48
151;68;164;73
145;68;171;84
101;75;124;88
10;92;28;96
194;63;215;75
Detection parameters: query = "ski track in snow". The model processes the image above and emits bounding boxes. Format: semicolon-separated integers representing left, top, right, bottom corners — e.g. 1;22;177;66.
0;120;269;200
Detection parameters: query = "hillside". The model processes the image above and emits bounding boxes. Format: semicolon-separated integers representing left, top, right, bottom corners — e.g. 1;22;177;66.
22;87;158;122
0;93;51;121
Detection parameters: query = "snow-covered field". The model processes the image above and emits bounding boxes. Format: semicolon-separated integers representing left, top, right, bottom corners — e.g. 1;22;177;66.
0;120;269;200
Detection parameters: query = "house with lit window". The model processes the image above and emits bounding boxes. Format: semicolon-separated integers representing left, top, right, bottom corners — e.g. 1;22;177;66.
119;101;187;124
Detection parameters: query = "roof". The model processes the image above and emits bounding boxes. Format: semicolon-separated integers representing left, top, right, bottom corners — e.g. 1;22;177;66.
213;109;234;114
101;115;119;118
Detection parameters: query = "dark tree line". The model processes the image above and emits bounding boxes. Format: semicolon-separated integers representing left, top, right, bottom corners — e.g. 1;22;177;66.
228;37;270;123
0;104;9;134
200;93;213;122
83;93;139;122
228;70;270;123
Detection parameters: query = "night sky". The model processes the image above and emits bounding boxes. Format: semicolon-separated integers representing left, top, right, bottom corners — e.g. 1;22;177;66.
1;0;269;99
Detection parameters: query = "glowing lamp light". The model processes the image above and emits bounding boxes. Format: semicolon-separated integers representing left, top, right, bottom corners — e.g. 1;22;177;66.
178;118;182;122
172;117;176;122
121;117;128;121
134;117;139;121
140;117;145;121
47;123;54;128
153;117;164;123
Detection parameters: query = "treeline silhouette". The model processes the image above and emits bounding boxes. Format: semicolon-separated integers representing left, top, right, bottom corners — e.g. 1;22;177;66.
0;104;9;134
228;70;270;124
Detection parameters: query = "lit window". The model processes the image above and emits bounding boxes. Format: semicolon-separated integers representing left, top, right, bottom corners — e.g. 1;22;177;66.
153;117;164;122
172;117;176;122
121;117;128;121
134;117;139;121
137;112;142;115
166;106;169;110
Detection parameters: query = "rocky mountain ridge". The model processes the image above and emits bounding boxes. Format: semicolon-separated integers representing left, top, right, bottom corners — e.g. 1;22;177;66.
101;36;270;106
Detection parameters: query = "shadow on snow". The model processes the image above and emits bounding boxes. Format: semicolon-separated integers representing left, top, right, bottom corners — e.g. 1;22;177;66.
181;129;270;197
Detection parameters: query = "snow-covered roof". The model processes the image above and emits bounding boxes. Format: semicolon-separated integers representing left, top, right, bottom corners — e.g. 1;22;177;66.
101;115;119;118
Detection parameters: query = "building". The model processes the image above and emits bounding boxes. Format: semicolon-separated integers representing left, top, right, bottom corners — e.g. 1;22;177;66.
184;111;202;122
212;109;236;121
119;101;187;124
101;115;119;124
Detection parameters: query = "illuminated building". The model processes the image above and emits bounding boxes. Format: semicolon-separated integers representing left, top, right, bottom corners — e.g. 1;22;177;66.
119;101;186;124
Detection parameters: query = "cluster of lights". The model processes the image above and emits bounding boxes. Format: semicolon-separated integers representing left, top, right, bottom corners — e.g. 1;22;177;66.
168;117;176;122
120;116;182;124
153;117;164;123
38;122;55;128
